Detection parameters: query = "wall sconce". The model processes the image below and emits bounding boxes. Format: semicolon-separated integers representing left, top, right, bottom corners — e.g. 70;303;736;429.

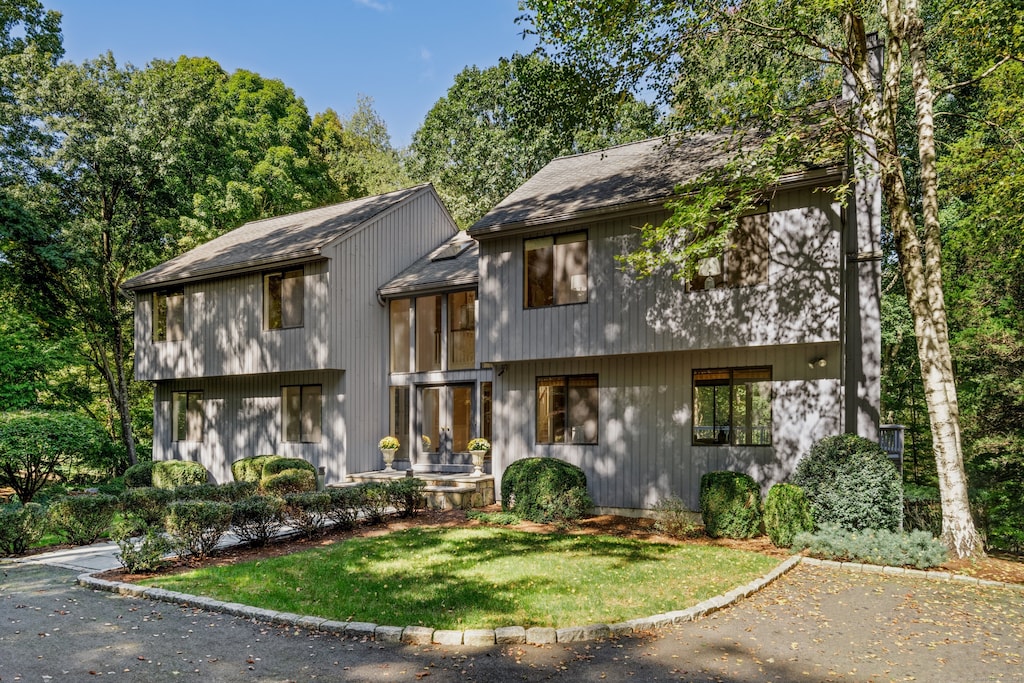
808;357;828;369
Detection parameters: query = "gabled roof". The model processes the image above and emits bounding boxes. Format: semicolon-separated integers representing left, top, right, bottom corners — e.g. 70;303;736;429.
378;230;478;298
123;184;434;290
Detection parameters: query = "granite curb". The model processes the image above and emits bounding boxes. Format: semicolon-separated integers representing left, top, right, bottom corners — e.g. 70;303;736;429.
799;556;1024;590
75;553;806;646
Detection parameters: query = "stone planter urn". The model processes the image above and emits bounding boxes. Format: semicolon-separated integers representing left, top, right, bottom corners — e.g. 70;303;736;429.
470;449;487;476
380;448;398;472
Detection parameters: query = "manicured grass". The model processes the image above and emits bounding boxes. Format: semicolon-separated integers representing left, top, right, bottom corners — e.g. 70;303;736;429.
141;527;778;629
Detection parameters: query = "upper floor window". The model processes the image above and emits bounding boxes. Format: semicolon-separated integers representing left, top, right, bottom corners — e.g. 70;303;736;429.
415;294;442;372
692;367;772;446
688;209;769;291
282;384;321;443
537;375;598;444
264;267;304;329
448;290;476;370
390;299;411;373
172;390;203;442
153;287;184;342
524;232;588;308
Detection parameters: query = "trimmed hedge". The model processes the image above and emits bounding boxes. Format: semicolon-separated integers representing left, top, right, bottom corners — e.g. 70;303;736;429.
0;502;46;555
124;461;156;488
121;487;174;527
231;455;284;484
387;477;426;518
261;469;316;496
357;481;390;524
166;500;233;559
111;515;170;573
794;523;948;569
283;492;331;537
501;457;592;523
325;486;362;530
791;434;903;532
763;483;814;548
47;493;121;545
699;471;763;539
261;457;316;478
152;460;209;490
231;496;285;546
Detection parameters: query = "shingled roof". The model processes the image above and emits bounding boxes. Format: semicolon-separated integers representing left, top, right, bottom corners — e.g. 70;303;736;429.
123;184;433;290
468;135;737;235
378;230;478;298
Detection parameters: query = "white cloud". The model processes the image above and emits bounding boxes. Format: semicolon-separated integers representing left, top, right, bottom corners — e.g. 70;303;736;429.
420;47;432;61
353;0;391;11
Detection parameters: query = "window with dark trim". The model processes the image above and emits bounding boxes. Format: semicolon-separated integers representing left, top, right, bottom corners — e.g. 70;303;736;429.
264;268;304;329
153;288;185;342
524;232;588;307
692;367;772;446
172;390;203;442
688;208;770;291
282;384;322;443
536;375;598;444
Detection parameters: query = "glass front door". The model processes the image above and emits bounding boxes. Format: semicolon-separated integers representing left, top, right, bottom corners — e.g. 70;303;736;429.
419;384;473;464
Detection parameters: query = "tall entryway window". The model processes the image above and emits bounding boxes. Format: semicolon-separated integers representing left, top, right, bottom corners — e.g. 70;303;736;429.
418;384;473;463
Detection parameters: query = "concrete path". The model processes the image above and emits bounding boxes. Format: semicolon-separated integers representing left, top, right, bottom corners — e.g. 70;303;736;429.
3;558;1022;682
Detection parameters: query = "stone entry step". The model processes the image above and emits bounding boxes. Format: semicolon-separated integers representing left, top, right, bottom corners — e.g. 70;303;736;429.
344;470;495;510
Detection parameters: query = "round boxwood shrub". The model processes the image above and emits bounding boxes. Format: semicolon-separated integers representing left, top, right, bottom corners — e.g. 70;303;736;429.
47;493;121;545
501;457;592;523
121;486;174;527
124;461;157;488
261;468;317;496
0;502;47;555
763;483;814;548
699;471;763;539
152;460;209;490
231;455;284;483
791;434;903;532
261;457;316;479
166;499;233;559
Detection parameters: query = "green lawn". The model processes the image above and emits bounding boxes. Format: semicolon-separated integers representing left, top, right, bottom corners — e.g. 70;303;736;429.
141;527;779;629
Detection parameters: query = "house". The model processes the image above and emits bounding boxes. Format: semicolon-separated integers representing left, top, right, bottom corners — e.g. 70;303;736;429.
123;184;461;484
126;133;880;514
468;134;881;512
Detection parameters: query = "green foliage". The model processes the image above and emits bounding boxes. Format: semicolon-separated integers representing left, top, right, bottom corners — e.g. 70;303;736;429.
261;469;316;496
763;483;815;548
231;495;285;546
465;510;522;526
356;481;389;525
968;438;1024;552
792;435;903;532
0;501;46;555
903;484;943;537
120;486;173;528
699;471;763;539
110;515;170;573
231;455;283;483
408;52;661;227
283;492;331;538
165;500;233;560
501;457;592;523
261;457;316;479
124;461;156;488
794;523;949;570
0;411;108;503
324;486;361;530
386;477;425;518
651;495;702;539
46;493;119;545
151;460;209;490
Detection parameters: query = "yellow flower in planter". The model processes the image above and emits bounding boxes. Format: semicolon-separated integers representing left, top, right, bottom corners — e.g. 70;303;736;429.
378;436;400;450
468;438;490;452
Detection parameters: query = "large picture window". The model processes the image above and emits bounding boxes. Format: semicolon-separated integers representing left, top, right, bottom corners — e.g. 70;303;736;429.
282;384;322;443
172;390;203;442
524;232;588;308
264;268;304;329
415;295;442;372
692;367;772;446
688;209;770;291
536;375;598;444
153;288;184;342
390;299;411;373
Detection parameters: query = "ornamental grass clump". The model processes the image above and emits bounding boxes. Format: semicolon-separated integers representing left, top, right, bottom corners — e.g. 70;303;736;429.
166;499;233;560
793;523;948;569
763;483;814;548
501;457;592;523
652;495;703;538
0;502;46;555
699;471;763;539
791;434;902;532
231;495;285;546
47;493;120;545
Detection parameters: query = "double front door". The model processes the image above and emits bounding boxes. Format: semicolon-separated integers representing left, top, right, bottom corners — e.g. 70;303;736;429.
419;384;472;464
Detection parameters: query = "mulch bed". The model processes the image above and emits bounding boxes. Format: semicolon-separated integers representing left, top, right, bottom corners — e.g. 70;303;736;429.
95;505;1024;586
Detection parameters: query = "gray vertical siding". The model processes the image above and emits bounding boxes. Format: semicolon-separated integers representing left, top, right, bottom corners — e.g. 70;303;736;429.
491;343;842;511
477;186;843;363
153;370;345;484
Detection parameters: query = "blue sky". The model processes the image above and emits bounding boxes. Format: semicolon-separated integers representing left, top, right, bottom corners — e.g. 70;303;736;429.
48;0;538;147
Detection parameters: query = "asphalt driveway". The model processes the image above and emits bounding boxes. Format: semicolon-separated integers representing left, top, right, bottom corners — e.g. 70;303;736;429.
2;562;1022;682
